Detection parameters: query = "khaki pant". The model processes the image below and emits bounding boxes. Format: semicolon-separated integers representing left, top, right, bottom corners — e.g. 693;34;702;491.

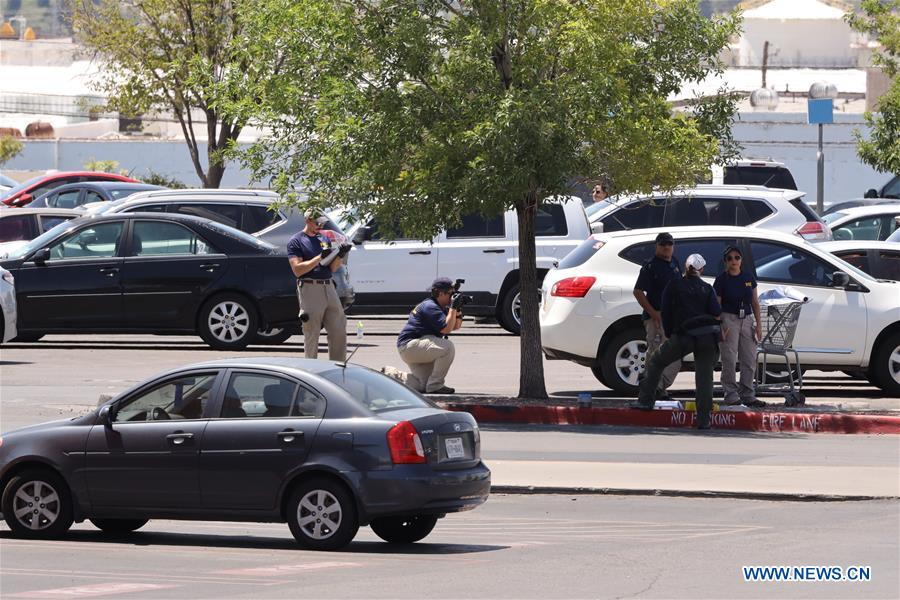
719;312;757;403
644;319;680;394
398;335;455;393
297;280;347;361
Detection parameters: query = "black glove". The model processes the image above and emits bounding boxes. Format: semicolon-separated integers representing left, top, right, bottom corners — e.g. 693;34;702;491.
336;243;352;259
450;293;465;310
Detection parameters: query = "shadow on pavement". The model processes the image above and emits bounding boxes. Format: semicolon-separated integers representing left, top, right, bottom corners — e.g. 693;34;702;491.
0;530;505;554
478;423;811;438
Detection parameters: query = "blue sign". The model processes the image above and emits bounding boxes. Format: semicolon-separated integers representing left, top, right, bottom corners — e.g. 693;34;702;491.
808;99;834;124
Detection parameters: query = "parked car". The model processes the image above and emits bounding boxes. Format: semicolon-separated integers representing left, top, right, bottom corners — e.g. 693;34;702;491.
540;226;900;396
711;158;798;190
816;241;900;282
888;228;900;243
823;204;900;241
864;174;899;199
91;188;355;313
586;185;831;242
0;208;81;258
822;198;899;216
0;265;16;343
336;197;591;334
1;172;139;207
0;212;299;349
28;182;165;209
0;357;490;549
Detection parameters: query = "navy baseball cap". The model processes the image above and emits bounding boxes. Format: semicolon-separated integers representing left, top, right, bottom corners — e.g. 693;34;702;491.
429;277;454;291
655;232;674;244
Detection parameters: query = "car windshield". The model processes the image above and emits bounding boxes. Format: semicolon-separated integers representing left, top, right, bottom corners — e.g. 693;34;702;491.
822;211;848;225
585;200;616;219
319;367;435;413
4;219;81;259
0;175;44;200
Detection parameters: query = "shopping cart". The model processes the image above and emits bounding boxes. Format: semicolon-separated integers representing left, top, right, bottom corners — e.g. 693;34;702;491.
755;299;810;406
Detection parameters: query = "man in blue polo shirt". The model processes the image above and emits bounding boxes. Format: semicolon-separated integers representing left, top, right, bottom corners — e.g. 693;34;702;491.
287;213;347;361
395;277;464;394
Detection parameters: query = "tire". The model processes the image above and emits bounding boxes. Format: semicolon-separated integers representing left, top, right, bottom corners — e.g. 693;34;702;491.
253;327;294;345
287;478;359;551
497;283;521;335
12;333;44;342
370;515;438;544
599;328;647;395
90;518;148;534
870;331;900;397
1;468;73;539
590;362;609;387
197;293;259;350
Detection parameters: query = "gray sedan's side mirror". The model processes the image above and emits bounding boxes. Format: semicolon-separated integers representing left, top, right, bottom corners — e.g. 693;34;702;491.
31;247;51;265
98;405;113;428
352;226;371;245
832;271;851;288
864;188;878;199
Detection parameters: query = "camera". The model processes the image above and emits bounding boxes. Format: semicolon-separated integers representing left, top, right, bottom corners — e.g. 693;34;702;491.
298;310;310;323
450;278;474;309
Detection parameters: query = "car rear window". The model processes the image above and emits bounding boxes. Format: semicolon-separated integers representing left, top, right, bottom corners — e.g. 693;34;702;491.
789;198;821;223
558;236;605;269
725;166;797;190
319;367;436;413
535;204;568;236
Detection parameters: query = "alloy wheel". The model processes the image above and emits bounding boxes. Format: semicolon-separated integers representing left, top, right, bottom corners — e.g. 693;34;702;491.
207;300;251;343
889;343;900;386
615;339;647;387
11;480;61;531
296;489;343;541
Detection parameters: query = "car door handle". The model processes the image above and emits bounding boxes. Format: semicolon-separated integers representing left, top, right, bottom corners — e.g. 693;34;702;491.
277;430;304;444
408;250;431;255
199;263;220;272
482;249;505;254
166;432;194;445
99;267;119;277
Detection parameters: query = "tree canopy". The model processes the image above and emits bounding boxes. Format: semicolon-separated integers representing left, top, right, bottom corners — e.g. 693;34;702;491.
847;0;900;175
233;0;741;397
72;0;277;187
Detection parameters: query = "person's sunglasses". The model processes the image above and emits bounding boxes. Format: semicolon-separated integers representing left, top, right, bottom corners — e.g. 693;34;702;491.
726;254;742;261
592;189;603;194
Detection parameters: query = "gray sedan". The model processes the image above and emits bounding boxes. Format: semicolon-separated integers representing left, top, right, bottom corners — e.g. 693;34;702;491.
0;357;490;550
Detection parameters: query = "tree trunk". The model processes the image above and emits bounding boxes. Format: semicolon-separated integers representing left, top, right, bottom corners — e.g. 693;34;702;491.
515;194;549;399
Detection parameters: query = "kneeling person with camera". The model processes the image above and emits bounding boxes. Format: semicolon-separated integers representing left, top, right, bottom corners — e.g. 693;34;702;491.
396;277;466;394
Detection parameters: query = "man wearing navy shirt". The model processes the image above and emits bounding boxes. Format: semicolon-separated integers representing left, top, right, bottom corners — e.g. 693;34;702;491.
287;213;346;361
395;277;464;394
633;232;682;399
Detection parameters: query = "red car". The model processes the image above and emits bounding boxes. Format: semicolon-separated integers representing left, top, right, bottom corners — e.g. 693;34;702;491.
1;172;139;207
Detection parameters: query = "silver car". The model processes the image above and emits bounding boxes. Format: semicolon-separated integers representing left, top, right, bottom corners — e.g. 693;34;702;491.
0;265;16;343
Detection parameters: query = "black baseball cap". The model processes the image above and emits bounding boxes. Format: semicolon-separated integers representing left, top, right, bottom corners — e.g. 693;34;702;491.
655;232;674;244
429;277;454;292
723;245;742;257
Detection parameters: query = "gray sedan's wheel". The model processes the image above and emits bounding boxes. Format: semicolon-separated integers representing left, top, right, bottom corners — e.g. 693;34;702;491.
600;328;647;395
371;515;438;544
287;478;358;551
253;327;294;345
1;469;73;539
90;518;149;534
197;293;258;350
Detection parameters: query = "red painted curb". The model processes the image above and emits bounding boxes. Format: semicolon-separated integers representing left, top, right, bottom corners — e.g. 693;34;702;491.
443;404;900;435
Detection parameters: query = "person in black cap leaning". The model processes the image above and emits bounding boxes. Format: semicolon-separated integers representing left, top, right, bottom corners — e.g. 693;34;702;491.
394;277;464;394
633;232;682;399
287;212;350;361
634;254;722;429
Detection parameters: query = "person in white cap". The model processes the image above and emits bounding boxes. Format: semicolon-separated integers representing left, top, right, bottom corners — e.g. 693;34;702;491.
633;253;722;430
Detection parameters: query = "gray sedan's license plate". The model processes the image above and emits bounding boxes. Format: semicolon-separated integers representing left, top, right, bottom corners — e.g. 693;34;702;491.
445;436;465;459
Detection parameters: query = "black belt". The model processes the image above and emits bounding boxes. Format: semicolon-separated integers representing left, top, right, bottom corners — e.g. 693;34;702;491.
298;279;333;285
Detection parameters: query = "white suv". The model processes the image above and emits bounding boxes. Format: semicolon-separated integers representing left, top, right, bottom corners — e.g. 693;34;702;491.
586;185;831;242
540;226;900;396
338;197;591;334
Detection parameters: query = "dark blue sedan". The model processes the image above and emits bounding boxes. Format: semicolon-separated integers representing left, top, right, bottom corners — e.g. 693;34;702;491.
0;358;490;550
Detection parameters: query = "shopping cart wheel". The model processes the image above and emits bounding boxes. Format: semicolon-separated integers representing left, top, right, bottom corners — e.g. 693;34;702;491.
783;391;805;407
